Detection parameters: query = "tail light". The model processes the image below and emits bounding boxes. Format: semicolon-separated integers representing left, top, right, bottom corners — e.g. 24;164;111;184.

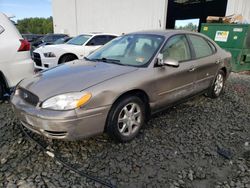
18;39;30;52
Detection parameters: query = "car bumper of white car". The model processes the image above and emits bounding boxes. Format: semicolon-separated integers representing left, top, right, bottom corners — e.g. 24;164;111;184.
33;52;58;70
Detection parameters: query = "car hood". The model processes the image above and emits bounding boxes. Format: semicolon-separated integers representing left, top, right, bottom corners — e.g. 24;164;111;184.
20;60;138;101
34;44;82;53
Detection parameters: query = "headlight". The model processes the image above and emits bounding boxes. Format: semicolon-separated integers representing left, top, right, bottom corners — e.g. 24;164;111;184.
41;92;92;110
44;52;56;58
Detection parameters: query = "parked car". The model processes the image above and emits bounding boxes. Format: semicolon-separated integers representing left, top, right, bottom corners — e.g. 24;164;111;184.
0;13;34;99
53;37;72;45
31;33;68;48
22;34;44;43
11;30;231;142
32;33;117;70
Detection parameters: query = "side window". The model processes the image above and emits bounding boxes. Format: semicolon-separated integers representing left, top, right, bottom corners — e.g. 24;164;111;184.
189;35;213;58
107;35;117;42
87;36;108;46
0;25;4;34
207;40;217;53
161;35;191;62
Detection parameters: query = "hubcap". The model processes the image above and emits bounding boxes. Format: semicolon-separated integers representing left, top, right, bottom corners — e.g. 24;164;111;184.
214;73;224;95
118;103;142;137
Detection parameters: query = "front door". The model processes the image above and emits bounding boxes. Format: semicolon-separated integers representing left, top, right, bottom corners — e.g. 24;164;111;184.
153;34;196;109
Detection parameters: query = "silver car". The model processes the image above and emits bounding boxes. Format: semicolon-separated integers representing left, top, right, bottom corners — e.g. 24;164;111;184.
11;30;231;142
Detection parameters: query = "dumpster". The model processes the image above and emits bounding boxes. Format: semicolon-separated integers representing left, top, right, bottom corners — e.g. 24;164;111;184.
201;23;250;72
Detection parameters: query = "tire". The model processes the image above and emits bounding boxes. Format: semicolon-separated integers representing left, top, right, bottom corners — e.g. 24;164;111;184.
0;82;4;100
207;70;225;99
106;96;146;142
59;55;77;64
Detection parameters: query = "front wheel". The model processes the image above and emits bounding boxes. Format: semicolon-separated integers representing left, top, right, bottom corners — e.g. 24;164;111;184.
59;55;77;64
207;70;225;98
106;96;146;142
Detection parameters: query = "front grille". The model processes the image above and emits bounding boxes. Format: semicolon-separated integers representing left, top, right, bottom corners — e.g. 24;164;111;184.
33;52;42;66
19;88;39;106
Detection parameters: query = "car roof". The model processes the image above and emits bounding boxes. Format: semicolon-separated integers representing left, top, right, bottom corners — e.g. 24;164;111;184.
89;32;118;36
129;29;221;49
129;29;202;37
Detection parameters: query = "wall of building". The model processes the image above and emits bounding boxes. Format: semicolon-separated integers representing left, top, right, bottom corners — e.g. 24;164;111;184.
52;0;250;36
226;0;250;22
52;0;77;35
52;0;167;36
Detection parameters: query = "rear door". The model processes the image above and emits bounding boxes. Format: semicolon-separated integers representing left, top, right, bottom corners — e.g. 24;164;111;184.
154;34;197;108
187;34;220;92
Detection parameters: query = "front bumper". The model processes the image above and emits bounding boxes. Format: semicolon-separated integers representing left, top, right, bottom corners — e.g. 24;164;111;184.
11;94;110;140
33;52;58;70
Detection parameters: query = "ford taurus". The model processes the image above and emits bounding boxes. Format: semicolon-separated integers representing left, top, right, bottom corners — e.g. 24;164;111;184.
11;30;231;142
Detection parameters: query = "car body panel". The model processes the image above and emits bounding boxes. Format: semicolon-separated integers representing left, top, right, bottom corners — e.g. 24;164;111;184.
0;13;34;88
20;60;138;101
12;95;110;139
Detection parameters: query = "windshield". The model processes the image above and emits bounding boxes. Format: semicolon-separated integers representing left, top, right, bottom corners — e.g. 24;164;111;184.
54;37;66;44
67;35;92;45
87;34;165;67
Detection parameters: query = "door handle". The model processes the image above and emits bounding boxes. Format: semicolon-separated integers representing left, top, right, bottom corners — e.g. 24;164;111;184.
189;67;196;72
215;59;221;64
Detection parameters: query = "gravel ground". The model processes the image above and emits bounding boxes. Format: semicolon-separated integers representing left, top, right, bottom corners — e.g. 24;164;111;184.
0;73;250;188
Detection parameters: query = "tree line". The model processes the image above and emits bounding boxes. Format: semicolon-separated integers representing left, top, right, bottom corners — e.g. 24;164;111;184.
16;17;53;34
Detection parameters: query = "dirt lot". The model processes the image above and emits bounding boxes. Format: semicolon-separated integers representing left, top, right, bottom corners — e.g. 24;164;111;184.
0;73;250;188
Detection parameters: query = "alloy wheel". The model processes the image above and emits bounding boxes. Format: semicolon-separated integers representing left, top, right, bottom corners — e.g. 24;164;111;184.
214;73;224;96
118;103;142;137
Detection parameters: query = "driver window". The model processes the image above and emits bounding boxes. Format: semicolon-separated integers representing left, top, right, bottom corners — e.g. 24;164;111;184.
161;35;191;62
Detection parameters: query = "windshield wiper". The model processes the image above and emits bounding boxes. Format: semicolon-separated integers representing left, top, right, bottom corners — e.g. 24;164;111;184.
84;57;93;61
89;57;125;66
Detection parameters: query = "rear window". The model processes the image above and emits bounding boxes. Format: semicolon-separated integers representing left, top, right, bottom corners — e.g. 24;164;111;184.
0;25;4;34
207;40;217;53
189;35;213;59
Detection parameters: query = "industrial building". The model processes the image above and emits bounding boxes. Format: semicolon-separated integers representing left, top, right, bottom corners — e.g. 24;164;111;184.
52;0;250;36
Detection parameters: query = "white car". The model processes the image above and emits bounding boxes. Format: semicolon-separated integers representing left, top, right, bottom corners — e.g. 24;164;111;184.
0;13;34;98
33;33;117;70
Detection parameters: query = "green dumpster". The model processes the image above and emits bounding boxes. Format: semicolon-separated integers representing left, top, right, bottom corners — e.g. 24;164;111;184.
201;23;250;72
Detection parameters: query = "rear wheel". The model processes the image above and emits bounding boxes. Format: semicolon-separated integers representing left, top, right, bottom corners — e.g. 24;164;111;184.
59;55;77;64
0;82;4;100
106;96;146;142
207;70;225;98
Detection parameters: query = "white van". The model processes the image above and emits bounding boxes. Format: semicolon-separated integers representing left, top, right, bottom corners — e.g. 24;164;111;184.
0;13;34;98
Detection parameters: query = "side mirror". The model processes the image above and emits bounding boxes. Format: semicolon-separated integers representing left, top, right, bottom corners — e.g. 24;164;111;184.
157;54;179;68
163;59;179;67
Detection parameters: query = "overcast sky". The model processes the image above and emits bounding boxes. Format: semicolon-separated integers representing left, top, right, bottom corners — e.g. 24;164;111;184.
0;0;52;21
